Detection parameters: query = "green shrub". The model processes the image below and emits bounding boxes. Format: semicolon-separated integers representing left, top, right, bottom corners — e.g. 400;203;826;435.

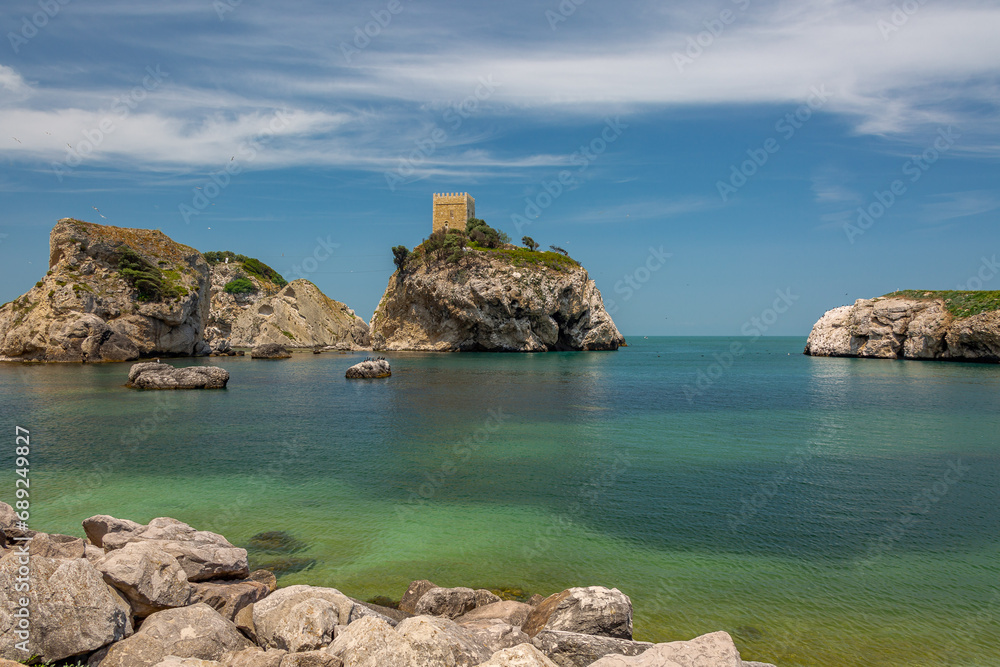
205;251;287;286
224;277;258;295
392;245;411;271
118;247;164;302
882;290;1000;318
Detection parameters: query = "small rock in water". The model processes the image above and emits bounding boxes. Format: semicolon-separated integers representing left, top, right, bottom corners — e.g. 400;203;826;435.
251;343;291;359
345;358;390;379
126;362;229;389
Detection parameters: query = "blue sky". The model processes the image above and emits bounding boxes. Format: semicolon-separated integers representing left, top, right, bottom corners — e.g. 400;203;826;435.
1;0;998;336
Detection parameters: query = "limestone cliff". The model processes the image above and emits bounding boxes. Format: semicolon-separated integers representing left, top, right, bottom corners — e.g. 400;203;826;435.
203;259;285;347
0;219;210;362
804;291;1000;362
370;247;624;352
229;280;370;350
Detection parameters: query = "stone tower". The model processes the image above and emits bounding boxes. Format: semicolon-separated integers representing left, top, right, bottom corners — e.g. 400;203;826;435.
432;192;475;234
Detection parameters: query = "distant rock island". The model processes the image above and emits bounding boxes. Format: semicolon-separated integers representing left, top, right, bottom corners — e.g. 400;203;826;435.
204;252;369;351
370;205;624;352
805;291;1000;362
0;220;367;362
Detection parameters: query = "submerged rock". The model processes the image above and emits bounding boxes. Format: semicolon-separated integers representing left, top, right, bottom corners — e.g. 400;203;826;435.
127;362;229;389
345;359;390;379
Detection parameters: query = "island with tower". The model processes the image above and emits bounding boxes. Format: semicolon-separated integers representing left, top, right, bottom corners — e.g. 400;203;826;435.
367;192;626;352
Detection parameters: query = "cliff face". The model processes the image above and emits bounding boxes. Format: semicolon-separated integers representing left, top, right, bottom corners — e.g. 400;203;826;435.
203;261;284;347
369;249;624;352
229;280;370;349
0;219;210;362
804;293;1000;362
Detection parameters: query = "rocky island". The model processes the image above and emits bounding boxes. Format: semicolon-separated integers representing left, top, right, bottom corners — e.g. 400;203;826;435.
370;213;624;352
804;290;1000;361
0;219;212;362
204;252;369;352
0;221;368;362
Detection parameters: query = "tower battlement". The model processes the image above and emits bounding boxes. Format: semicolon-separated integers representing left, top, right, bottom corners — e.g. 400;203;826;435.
432;192;475;234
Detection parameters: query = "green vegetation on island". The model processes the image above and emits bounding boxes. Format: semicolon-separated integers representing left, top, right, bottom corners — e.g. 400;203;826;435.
392;218;580;273
223;277;258;295
204;250;287;286
882;290;1000;318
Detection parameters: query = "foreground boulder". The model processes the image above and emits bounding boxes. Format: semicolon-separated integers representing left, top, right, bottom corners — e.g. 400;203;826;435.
477;644;560;667
456;600;533;627
522;587;633;640
0;554;133;662
398;579;438;614
344;359;391;379
95;516;249;581
804;292;1000;361
413;586;479;619
588;631;742;667
127;362;230;389
0;219;211;362
97;603;251;666
252;343;292;359
95;542;193;616
191;578;270;621
459;619;532;653
395;615;492;665
531;630;652;667
252;586;354;651
370;245;625;352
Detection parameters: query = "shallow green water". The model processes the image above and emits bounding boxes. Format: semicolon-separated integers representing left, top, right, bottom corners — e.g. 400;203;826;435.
1;337;998;666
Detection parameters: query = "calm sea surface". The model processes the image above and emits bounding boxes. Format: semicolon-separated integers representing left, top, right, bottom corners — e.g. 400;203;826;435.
1;337;998;666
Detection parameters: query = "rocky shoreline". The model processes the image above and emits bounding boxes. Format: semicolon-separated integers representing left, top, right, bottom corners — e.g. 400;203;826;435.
804;292;1000;362
0;504;776;667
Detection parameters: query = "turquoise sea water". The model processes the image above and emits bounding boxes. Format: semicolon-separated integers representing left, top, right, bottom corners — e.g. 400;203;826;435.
1;337;998;666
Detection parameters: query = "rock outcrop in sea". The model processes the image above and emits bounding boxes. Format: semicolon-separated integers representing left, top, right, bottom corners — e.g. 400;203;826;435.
804;291;1000;361
0;503;778;667
126;362;230;389
345;358;391;379
229;280;370;351
370;246;624;352
0;219;211;362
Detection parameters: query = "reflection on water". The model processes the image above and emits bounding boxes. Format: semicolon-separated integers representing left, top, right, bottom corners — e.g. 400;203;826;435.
1;337;998;667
